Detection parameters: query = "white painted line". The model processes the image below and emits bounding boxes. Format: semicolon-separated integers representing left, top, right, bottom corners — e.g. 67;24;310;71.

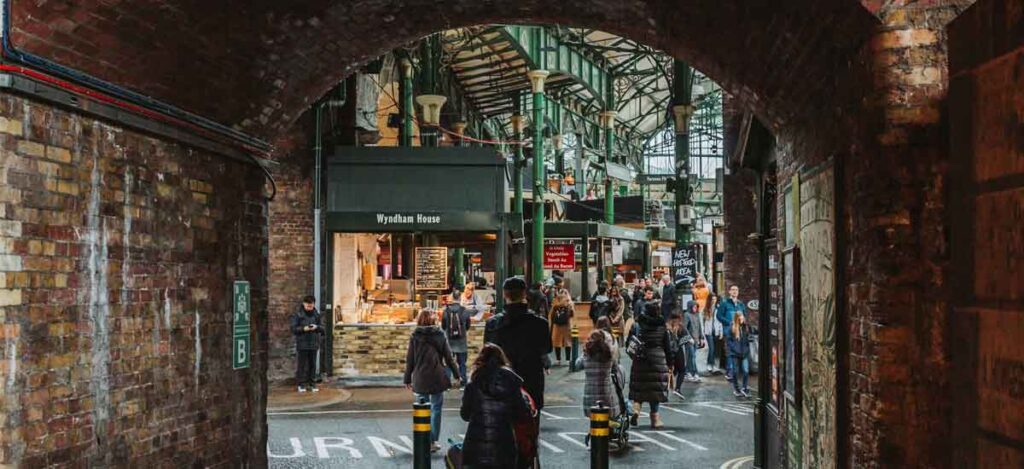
720;455;755;469
649;430;708;451
723;404;754;414
556;432;590;449
267;438;306;458
660;405;700;417
269;404;585;416
628;430;676;451
696;403;748;416
538;438;566;453
314;437;363;459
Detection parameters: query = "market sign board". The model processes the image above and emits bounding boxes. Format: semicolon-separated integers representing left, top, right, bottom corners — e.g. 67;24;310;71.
415;247;448;291
232;280;251;370
543;241;575;270
671;245;698;287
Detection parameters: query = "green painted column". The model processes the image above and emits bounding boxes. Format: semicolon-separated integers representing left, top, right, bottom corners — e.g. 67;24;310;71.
511;103;525;215
454;248;465;288
399;58;415;148
601;77;617;225
672;60;695;247
528;69;550;284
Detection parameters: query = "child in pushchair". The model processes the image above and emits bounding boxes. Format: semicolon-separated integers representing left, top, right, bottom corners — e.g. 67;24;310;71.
577;330;632;452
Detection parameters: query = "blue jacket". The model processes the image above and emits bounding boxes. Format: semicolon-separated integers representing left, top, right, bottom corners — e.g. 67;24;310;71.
716;297;746;329
726;323;752;358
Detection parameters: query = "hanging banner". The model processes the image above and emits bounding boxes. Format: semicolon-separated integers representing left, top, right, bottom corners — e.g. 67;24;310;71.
544;241;576;270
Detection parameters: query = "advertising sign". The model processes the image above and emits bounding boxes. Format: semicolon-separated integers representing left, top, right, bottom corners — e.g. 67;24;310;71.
415;247;448;290
544;241;576;270
671;245;698;287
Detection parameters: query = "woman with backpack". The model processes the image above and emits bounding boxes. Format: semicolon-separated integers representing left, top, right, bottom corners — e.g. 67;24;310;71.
461;343;535;468
404;309;461;452
627;302;675;428
441;291;474;386
549;288;574;366
726;312;753;398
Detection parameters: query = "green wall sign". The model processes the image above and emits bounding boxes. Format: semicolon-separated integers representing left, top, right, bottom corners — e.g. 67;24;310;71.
232;280;251;370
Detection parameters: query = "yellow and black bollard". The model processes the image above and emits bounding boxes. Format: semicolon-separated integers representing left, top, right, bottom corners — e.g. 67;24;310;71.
590;402;610;469
413;400;432;468
569;324;580;372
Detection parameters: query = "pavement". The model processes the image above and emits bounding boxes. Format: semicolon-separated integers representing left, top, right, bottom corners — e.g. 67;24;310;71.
268;361;755;468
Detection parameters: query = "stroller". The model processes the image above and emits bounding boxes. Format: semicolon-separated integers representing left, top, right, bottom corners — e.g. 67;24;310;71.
586;364;631;453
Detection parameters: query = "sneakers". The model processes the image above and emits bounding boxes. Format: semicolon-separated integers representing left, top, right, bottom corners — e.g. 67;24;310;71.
430;442;441;453
672;389;686;400
685;374;702;383
740;388;751;398
733;389;743;397
298;386;307;393
311;386;320;393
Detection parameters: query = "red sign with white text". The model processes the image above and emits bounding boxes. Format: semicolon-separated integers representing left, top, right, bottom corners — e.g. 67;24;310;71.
544;244;576;270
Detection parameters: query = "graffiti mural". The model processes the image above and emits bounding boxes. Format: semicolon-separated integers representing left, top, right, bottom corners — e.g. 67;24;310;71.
798;167;836;469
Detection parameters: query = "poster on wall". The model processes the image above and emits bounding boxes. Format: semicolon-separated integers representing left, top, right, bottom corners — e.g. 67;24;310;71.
782;246;801;404
415;247;448;290
767;242;782;410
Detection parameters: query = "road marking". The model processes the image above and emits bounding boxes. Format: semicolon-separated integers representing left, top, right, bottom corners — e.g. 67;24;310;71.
267;438;306;458
538;438;566;453
627;430;676;451
367;436;412;458
648;431;708;451
720;455;755;469
556;432;590;449
696;402;749;416
660;405;701;416
269;404;584;416
314;437;363;459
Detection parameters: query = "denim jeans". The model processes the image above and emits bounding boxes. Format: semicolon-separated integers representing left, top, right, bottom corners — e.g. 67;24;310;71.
705;335;716;367
729;356;750;391
453;352;468;383
685;342;698;376
649;401;660;414
414;392;445;443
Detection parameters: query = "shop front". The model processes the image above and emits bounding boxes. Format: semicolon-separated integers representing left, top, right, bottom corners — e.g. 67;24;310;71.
539;222;649;301
323;147;518;377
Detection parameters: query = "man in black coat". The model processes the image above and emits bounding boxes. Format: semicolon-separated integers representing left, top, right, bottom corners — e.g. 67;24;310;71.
485;277;552;409
289;295;323;392
660;274;678;319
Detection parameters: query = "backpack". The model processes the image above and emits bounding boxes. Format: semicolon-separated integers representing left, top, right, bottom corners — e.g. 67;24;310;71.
446;307;464;339
589;294;611;322
552;305;571;326
625;323;646;360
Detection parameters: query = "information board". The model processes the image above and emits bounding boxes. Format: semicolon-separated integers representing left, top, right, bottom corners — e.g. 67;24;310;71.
415;247;448;291
767;242;781;409
543;241;575;270
232;280;251;370
671;245;698;287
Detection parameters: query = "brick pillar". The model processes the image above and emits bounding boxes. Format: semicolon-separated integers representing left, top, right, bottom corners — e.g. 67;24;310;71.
847;2;973;467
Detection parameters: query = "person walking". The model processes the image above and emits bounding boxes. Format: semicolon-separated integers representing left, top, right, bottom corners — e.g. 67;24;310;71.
404;309;460;452
441;291;473;385
667;311;687;399
702;293;722;374
607;286;626;344
527;282;550;320
660;274;678;319
726;312;753;398
589;280;612;324
289;295;323;393
716;285;746;379
549;288;574;366
575;330;621;420
683;300;705;382
461;344;535;469
484;277;551;467
692;273;711;312
627;302;675;429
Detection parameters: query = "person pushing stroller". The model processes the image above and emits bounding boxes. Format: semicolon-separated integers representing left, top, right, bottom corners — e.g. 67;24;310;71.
576;329;631;452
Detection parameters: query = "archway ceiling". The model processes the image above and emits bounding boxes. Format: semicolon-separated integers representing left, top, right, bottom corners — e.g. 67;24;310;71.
7;0;879;145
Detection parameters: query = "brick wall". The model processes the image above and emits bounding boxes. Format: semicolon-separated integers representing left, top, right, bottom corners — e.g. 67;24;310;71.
334;324;485;377
722;170;761;321
268;146;313;381
0;93;269;467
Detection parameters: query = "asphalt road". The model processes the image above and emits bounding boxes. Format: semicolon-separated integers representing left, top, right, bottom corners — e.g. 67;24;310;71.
268;363;755;468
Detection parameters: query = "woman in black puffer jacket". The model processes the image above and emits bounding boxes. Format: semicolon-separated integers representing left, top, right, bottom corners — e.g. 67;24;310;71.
461;343;534;468
628;302;675;429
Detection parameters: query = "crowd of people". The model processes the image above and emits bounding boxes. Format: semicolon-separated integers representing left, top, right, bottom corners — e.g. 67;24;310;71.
288;271;755;468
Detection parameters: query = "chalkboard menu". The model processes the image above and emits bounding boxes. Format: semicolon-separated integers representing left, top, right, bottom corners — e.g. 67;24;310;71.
415;247;448;291
671;245;698;287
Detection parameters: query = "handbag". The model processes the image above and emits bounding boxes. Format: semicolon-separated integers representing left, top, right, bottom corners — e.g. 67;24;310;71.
625;324;646;360
445;439;464;469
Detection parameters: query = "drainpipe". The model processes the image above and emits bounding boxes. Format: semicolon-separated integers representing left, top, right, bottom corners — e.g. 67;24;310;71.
672;60;696;247
313;87;348;312
511;92;525;215
528;69;550;284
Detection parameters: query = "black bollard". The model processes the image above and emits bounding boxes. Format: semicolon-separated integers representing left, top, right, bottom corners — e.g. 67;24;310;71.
413;400;432;469
569;324;580;372
590;402;610;469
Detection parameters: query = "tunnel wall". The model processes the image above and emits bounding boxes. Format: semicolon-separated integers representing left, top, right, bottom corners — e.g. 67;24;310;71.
948;1;1024;467
0;92;269;466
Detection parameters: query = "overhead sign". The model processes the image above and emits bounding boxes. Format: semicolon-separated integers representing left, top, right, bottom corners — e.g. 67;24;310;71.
671;246;698;287
637;173;674;184
415;247;448;290
544;242;576;270
605;162;632;182
326;211;501;232
232;281;251;370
